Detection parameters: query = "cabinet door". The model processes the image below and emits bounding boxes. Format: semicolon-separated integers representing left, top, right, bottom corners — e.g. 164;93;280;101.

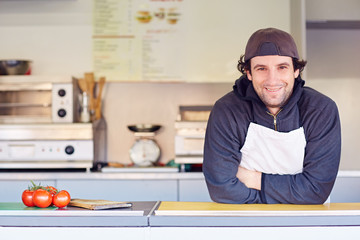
57;179;178;201
330;177;360;203
0;180;55;202
178;179;212;202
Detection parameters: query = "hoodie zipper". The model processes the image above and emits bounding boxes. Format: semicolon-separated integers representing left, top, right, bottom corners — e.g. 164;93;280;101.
266;109;282;131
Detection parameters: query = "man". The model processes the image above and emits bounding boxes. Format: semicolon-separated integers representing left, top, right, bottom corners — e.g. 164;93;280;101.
203;28;341;204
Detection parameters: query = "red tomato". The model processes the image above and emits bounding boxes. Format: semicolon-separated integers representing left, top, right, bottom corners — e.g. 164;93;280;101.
45;186;58;196
22;190;35;207
52;190;71;208
32;189;52;208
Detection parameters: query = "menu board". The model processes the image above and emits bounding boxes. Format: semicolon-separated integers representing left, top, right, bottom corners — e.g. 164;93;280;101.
93;0;185;82
93;0;291;82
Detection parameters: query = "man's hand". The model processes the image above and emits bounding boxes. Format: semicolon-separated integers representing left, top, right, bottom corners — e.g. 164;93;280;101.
236;166;262;190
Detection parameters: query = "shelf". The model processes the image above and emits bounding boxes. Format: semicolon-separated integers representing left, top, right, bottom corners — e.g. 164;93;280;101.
306;20;360;29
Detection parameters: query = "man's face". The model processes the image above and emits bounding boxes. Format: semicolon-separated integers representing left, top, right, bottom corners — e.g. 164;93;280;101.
246;55;300;115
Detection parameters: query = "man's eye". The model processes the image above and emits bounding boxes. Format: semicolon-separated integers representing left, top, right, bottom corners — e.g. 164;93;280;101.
256;67;265;71
279;65;288;70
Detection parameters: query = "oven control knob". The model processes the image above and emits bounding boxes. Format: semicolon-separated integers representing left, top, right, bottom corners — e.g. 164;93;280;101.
57;108;67;118
65;145;75;155
58;89;66;97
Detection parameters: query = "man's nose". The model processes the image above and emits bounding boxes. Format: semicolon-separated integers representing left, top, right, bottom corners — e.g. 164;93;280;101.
267;68;278;84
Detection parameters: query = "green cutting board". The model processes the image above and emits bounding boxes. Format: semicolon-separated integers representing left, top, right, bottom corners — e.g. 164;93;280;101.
0;202;57;210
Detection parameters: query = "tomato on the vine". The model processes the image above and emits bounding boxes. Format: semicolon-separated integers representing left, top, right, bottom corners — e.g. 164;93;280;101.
21;181;71;208
45;186;57;196
32;189;52;208
22;190;35;207
53;190;71;208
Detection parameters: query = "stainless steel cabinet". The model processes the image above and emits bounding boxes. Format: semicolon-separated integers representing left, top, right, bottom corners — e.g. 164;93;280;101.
56;179;178;202
2;172;358;203
179;179;211;202
0;174;210;202
330;177;360;203
0;180;56;202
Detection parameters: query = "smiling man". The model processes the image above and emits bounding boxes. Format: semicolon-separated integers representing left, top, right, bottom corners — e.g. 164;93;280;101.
203;28;341;204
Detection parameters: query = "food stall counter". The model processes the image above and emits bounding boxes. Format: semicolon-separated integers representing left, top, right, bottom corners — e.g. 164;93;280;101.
3;201;360;239
151;201;360;227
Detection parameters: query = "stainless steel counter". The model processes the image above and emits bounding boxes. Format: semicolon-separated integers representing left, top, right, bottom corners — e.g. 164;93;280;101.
0;171;205;180
0;170;357;181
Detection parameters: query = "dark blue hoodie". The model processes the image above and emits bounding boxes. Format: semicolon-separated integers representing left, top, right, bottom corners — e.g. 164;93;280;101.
203;75;341;204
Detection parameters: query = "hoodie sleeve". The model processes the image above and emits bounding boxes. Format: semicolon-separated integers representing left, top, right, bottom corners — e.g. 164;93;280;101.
203;99;264;203
261;99;341;204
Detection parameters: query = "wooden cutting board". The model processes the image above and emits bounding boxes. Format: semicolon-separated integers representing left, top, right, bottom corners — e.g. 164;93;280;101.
68;199;132;210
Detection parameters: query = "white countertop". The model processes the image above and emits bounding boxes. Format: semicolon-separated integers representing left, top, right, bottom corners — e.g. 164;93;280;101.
336;170;360;177
0;170;358;181
0;171;205;180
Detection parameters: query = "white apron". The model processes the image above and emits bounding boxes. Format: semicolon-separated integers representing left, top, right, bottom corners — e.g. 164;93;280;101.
240;122;306;175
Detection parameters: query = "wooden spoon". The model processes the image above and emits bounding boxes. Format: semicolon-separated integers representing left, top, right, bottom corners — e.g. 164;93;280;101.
77;78;87;93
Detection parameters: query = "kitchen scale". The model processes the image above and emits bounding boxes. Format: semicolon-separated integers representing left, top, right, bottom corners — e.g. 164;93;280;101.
128;124;161;167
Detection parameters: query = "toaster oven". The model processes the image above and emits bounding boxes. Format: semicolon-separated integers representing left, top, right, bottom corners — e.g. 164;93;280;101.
0;75;78;123
174;105;212;171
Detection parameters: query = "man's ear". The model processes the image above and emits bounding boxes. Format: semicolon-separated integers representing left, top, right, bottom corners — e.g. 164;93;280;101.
294;69;300;78
246;70;252;81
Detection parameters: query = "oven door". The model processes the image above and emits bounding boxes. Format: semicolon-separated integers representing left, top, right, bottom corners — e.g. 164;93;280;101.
175;135;205;156
174;135;205;164
0;85;52;123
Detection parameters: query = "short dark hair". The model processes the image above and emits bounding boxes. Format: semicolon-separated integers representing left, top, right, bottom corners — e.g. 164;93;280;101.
237;54;307;75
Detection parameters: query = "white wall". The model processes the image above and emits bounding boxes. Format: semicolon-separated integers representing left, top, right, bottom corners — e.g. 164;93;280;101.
103;82;231;165
0;0;92;76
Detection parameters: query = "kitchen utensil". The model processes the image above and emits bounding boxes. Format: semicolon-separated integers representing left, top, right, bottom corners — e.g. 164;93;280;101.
95;76;105;120
77;78;87;93
128;124;162;166
128;124;161;133
0;60;32;75
107;162;127;168
129;138;161;166
79;91;91;123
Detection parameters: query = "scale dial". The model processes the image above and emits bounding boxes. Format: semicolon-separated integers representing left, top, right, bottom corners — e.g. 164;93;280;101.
129;139;160;166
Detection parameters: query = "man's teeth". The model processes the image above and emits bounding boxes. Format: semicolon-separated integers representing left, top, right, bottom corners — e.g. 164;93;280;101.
265;87;280;92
